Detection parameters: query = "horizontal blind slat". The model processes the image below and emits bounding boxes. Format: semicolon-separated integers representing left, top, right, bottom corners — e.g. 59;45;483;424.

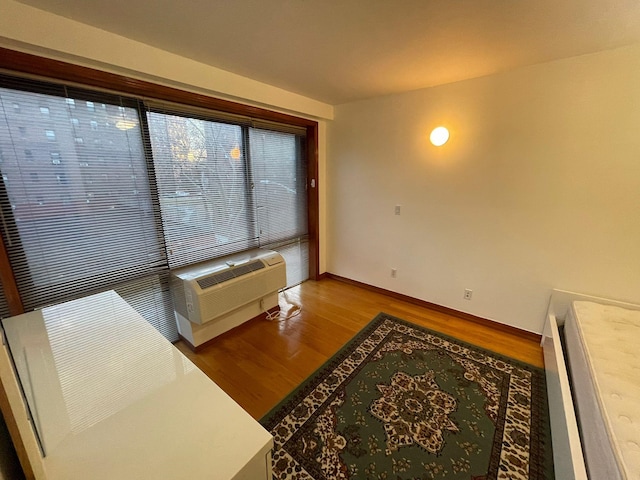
147;110;257;269
0;71;310;335
0;80;176;340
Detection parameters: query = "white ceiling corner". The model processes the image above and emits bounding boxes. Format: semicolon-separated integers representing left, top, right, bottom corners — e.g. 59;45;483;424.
14;0;640;105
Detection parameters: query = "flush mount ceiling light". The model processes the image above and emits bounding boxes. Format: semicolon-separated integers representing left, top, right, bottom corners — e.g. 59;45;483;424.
430;126;449;146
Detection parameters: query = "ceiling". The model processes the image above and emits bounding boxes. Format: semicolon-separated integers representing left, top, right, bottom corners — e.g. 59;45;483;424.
17;0;640;105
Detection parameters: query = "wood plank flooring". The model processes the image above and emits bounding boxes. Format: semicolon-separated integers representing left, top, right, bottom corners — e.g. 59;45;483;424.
175;277;544;420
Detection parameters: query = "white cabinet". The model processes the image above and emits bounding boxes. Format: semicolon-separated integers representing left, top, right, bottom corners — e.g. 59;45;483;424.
0;291;272;479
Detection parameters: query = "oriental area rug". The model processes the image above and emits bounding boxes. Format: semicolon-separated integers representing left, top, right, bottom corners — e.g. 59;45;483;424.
260;313;553;480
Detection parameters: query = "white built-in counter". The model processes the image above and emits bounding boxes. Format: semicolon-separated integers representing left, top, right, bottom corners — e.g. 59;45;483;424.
0;290;272;479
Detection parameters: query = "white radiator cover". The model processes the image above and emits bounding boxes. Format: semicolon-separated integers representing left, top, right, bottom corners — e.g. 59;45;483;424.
170;249;286;335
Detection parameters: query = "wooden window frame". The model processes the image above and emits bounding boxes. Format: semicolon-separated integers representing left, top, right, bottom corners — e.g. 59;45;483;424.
0;47;321;317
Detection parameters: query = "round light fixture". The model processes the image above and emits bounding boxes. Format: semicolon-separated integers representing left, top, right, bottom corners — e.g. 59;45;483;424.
430;126;449;146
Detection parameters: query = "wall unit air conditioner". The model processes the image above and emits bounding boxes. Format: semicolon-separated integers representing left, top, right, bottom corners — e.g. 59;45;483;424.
170;249;286;350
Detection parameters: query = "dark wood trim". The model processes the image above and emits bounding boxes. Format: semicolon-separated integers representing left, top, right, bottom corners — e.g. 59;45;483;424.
0;234;23;316
0;232;30;480
316;272;329;281
0;48;317;128
306;125;320;280
177;306;281;352
325;273;542;343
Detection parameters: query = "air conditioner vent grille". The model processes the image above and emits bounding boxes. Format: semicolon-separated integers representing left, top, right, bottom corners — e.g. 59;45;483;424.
196;260;265;290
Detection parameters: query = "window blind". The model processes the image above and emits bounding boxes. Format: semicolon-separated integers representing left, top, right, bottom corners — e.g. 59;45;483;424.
0;71;312;341
250;128;307;245
250;128;309;287
0;282;9;318
0;77;170;330
147;110;256;268
148;110;309;285
113;273;177;351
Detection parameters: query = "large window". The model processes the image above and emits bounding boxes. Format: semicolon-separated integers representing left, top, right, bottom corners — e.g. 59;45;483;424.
0;73;310;340
0;79;175;339
147;109;309;284
148;111;252;266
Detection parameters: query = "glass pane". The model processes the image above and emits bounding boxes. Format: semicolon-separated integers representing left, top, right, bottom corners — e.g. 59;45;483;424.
250;128;308;284
148;111;255;268
250;129;307;245
0;86;166;312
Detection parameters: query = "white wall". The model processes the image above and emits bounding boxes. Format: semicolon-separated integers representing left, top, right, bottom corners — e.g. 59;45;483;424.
327;43;640;334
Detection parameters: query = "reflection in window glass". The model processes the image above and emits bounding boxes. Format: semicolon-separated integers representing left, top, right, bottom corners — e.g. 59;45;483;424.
250;129;306;246
148;112;251;267
0;86;164;311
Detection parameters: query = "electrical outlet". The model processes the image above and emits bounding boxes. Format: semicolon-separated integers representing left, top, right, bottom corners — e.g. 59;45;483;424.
394;205;401;215
464;289;473;300
391;268;397;278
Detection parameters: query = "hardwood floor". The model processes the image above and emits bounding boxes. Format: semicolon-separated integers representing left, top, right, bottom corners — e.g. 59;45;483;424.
175;277;544;420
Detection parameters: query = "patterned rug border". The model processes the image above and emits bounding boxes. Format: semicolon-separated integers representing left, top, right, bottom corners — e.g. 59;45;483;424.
260;312;553;479
260;311;544;428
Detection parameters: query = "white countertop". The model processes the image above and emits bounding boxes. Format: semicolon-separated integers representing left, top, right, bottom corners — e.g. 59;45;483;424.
1;290;272;479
